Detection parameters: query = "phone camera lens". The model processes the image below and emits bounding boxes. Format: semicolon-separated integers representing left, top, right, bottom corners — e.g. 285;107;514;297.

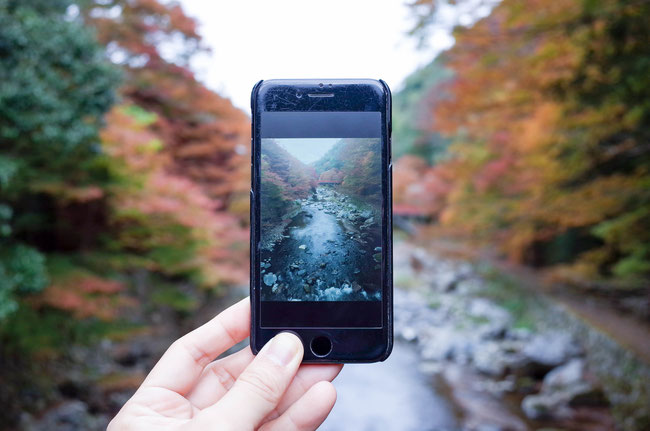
296;91;302;99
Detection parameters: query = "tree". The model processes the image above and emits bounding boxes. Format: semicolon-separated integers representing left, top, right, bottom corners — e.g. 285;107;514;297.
0;0;120;318
410;0;650;286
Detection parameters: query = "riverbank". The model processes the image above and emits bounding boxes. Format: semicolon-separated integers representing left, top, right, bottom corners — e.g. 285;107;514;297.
393;241;648;430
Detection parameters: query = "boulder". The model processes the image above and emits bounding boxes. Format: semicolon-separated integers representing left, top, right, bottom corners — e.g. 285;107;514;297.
542;358;585;391
263;273;277;286
473;341;508;377
522;358;607;420
522;331;581;368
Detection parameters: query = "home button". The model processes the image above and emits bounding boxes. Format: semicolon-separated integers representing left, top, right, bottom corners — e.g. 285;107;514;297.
310;336;332;357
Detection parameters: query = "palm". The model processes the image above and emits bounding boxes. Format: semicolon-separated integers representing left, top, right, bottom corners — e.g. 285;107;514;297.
109;299;341;431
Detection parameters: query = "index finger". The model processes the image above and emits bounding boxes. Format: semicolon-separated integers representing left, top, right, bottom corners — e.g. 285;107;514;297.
140;297;250;395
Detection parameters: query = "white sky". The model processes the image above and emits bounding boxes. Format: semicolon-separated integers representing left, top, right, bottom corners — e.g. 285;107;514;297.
272;138;339;164
179;0;456;112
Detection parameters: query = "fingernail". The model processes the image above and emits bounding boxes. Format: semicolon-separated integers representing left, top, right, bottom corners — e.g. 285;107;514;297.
265;332;301;366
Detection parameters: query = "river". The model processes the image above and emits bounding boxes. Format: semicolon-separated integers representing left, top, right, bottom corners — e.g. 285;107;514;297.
261;186;382;301
320;340;459;431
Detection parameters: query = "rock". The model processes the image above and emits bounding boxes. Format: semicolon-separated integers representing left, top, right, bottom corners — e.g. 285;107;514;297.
374;246;382;252
263;273;277;286
522;331;581;368
319;262;327;269
473;342;507;377
401;326;418;342
419;327;472;362
521;392;570;420
522;358;607;420
297;269;306;276
271;283;279;293
321;287;343;300
542;358;585;391
373;253;381;263
298;244;307;250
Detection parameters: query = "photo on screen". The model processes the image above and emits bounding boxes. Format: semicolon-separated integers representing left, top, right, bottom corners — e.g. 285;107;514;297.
260;138;382;301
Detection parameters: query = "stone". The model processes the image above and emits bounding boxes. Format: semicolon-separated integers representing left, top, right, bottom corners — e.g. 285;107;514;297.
298;244;306;250
263;273;277;286
521;392;571;420
522;358;607;420
473;342;507;377
401;326;418;342
522;331;581;368
542;358;585;391
419;327;470;362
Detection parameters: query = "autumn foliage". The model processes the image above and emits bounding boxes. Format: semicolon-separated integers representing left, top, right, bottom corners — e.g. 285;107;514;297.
402;0;650;287
1;0;250;331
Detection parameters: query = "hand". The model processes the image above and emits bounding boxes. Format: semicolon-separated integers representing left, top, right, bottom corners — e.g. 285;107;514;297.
108;298;342;431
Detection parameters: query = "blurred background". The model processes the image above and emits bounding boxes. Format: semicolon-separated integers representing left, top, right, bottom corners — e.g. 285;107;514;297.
0;0;648;430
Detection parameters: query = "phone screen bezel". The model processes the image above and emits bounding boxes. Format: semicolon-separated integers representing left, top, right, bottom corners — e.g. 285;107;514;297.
250;79;393;362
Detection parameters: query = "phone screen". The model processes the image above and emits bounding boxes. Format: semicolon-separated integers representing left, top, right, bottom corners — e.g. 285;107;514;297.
260;136;382;301
257;111;385;328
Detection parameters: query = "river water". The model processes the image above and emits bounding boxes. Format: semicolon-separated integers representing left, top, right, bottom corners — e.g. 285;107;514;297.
261;186;382;301
320;341;459;431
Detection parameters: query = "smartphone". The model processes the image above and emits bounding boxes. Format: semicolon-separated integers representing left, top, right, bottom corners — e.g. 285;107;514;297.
250;79;392;363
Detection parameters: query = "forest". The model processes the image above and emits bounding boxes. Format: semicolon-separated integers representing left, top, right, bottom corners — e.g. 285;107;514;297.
259;140;317;242
1;0;648;429
260;138;382;301
313;138;383;208
396;0;650;291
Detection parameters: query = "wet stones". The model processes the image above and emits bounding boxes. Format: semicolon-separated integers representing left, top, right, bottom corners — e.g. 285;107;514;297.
263;272;277;286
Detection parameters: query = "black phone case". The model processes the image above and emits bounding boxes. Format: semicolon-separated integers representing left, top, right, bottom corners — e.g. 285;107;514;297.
250;79;393;363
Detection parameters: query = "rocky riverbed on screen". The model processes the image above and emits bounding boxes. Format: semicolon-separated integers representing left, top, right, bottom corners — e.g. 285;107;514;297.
392;242;617;431
261;186;382;301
